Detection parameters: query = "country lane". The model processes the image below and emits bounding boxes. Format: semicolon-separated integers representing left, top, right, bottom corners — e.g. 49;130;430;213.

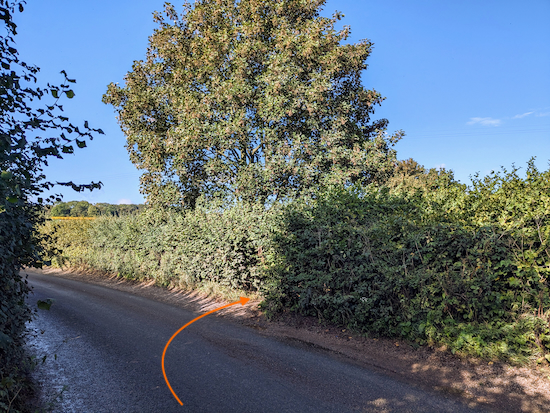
25;270;488;413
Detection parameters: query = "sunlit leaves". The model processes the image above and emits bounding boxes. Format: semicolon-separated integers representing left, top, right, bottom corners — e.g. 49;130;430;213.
104;0;401;208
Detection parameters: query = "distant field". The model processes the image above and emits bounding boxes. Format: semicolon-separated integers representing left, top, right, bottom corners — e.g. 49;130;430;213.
50;216;96;220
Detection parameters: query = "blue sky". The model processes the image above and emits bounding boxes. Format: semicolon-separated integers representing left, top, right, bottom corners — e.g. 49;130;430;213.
12;0;550;205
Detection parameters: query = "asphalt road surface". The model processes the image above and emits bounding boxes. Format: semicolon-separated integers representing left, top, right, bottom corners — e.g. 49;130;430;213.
26;270;486;413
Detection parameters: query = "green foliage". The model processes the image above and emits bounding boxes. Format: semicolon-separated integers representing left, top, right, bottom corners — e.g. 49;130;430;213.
40;219;95;268
69;200;90;217
87;204;100;217
0;1;102;410
40;199;277;300
386;158;464;193
36;299;54;311
103;0;402;208
48;200;145;217
50;202;71;217
42;196;274;302
41;159;550;365
261;160;550;363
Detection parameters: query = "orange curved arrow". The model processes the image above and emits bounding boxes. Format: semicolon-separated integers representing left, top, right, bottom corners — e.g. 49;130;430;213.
162;296;251;405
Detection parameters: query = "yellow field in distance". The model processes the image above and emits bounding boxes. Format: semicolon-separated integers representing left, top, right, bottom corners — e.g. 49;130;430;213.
50;217;96;220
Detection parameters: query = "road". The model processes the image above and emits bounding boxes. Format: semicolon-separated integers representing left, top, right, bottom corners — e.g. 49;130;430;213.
26;270;486;413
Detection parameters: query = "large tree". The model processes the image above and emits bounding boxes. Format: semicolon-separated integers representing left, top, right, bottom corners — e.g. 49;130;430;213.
103;0;403;208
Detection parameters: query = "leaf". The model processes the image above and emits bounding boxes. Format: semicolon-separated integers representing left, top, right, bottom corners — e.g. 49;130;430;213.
37;299;55;311
19;3;24;12
507;277;520;287
62;145;74;154
65;90;75;99
0;332;14;350
7;196;17;203
84;120;89;129
51;89;59;98
76;139;86;148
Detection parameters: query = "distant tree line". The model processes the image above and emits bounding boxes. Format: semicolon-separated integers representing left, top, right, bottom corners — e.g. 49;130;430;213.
48;201;145;217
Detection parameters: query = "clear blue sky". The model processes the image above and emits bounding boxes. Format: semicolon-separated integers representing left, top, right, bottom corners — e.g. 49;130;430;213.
13;0;550;205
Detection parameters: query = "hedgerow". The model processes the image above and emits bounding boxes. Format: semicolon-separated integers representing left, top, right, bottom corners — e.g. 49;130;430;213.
41;160;550;364
41;198;278;300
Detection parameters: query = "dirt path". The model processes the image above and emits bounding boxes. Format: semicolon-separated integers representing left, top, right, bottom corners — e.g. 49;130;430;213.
27;267;550;412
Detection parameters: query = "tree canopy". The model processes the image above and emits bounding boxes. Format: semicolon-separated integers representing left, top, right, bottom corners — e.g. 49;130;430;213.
103;0;403;208
386;158;464;192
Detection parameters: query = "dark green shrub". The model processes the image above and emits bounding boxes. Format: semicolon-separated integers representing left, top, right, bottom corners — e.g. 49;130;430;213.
262;175;550;363
41;160;550;364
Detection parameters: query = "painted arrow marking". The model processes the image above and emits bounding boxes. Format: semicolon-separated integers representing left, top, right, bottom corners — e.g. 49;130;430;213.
161;296;251;405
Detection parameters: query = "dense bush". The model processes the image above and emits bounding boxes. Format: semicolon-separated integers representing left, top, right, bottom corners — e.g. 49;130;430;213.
41;197;279;299
263;160;550;363
41;160;550;364
0;203;37;412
